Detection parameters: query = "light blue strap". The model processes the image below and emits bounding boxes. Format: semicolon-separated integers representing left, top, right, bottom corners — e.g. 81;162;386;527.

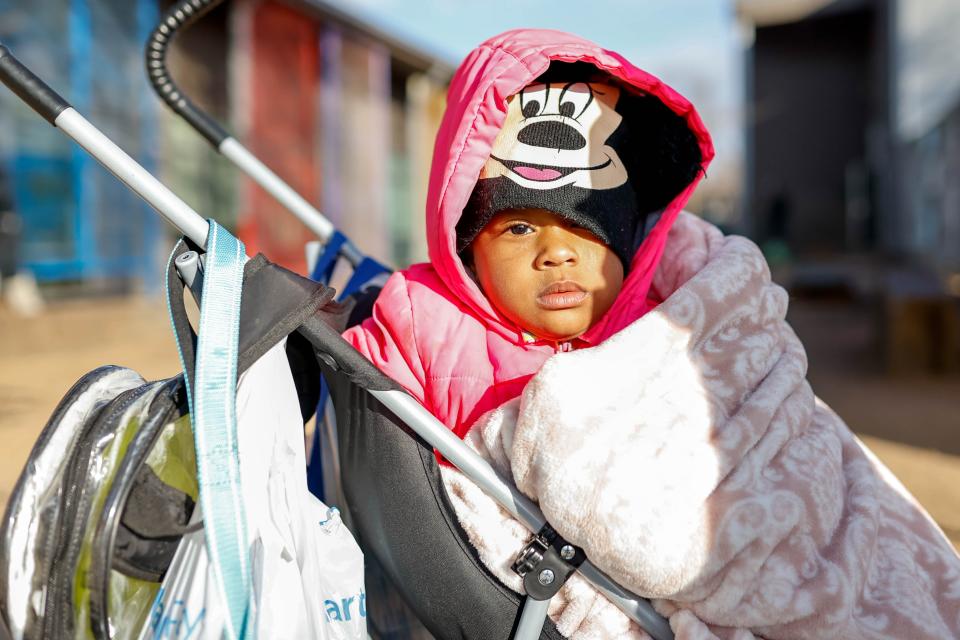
166;220;250;640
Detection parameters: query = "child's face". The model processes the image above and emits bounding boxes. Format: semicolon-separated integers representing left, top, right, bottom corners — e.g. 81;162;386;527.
469;208;624;342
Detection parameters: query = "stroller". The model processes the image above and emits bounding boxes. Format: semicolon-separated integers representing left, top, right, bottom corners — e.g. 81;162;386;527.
0;5;674;638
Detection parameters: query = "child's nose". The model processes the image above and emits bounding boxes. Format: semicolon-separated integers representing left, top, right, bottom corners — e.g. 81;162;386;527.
536;228;579;268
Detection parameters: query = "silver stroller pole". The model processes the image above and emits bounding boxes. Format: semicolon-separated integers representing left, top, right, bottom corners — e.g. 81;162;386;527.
0;44;209;248
514;598;550;640
145;0;361;263
58;110;210;247
218;139;335;241
368;389;675;640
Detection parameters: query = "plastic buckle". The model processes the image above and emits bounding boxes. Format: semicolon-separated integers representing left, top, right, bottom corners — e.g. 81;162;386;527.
511;524;585;601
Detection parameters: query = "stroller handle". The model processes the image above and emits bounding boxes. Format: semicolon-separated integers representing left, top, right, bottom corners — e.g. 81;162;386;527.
0;42;210;247
145;0;229;146
0;44;69;125
145;0;339;246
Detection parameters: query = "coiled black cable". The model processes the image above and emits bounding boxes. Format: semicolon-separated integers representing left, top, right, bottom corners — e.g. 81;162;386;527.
145;0;229;146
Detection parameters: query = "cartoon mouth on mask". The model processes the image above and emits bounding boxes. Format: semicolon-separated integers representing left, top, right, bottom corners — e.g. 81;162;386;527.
490;154;613;183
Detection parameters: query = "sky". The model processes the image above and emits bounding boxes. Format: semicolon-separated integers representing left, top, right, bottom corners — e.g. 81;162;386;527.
323;0;745;173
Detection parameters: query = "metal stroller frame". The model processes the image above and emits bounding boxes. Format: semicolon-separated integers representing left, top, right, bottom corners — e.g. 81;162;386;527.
0;28;674;640
145;0;387;505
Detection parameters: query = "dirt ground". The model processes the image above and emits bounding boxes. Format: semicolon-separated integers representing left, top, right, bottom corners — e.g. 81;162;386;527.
786;299;960;547
0;295;957;550
0;297;182;509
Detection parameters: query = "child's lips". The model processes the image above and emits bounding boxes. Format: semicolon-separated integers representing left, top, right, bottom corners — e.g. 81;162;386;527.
536;281;588;310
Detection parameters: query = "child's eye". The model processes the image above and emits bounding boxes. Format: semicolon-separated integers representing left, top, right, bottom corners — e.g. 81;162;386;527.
508;223;534;236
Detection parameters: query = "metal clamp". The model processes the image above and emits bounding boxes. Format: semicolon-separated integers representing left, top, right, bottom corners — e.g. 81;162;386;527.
513;534;549;578
511;524;585;601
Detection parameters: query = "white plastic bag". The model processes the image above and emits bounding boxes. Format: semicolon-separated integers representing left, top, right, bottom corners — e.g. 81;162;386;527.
139;341;366;639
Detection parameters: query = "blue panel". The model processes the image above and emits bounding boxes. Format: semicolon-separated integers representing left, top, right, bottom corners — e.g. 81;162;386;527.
136;0;162;290
27;260;85;281
9;0;166;283
69;0;93;279
13;154;79;280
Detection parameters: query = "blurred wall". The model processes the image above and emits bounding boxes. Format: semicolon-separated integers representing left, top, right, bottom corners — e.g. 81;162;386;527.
228;0;450;273
0;0;450;288
740;0;960;272
743;2;888;256
894;0;960;271
738;0;960;374
0;0;163;285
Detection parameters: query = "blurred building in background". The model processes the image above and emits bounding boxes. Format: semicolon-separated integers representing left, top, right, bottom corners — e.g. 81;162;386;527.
0;0;451;285
737;0;960;373
213;0;451;272
0;0;162;286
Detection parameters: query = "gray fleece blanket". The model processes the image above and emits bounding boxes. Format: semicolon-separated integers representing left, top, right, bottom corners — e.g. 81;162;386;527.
440;213;960;640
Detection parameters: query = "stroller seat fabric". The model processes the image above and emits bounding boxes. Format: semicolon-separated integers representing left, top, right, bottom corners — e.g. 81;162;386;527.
306;287;565;640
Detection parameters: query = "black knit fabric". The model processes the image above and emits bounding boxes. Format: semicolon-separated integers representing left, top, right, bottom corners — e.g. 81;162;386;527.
460;174;642;269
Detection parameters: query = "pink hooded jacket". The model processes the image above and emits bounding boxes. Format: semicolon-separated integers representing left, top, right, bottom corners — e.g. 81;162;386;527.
344;29;714;440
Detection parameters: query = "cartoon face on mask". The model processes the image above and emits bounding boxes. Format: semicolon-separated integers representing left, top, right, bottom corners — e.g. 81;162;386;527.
480;82;627;191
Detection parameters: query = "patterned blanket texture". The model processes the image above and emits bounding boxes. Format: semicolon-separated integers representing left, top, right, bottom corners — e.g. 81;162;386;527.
440;213;960;639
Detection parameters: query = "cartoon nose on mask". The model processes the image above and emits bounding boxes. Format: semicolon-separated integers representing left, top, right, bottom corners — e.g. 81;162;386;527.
517;121;586;150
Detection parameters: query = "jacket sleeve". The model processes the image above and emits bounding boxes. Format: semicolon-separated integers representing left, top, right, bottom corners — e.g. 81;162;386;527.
341;272;427;405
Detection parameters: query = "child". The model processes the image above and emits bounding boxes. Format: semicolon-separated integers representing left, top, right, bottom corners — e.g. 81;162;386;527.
344;28;960;640
344;30;709;438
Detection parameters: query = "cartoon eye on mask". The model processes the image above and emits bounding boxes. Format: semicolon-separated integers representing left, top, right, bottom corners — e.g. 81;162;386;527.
519;82;595;121
557;83;594;119
519;84;548;118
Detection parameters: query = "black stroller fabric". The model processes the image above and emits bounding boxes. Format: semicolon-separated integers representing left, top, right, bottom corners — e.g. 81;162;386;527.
302;288;565;640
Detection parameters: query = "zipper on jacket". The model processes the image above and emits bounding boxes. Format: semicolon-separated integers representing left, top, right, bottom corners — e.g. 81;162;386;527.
520;329;576;353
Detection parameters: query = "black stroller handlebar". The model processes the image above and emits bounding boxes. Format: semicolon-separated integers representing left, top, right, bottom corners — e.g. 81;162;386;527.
0;43;70;125
145;0;229;147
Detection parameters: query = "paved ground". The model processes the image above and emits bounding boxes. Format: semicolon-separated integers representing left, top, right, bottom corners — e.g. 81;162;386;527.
0;297;182;509
0;295;957;549
788;299;960;546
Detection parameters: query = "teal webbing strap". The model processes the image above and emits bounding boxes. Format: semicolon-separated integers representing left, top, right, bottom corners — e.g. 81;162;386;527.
166;221;250;640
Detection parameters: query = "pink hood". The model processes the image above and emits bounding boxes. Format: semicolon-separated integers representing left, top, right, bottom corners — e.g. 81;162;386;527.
428;28;714;342
345;29;714;439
